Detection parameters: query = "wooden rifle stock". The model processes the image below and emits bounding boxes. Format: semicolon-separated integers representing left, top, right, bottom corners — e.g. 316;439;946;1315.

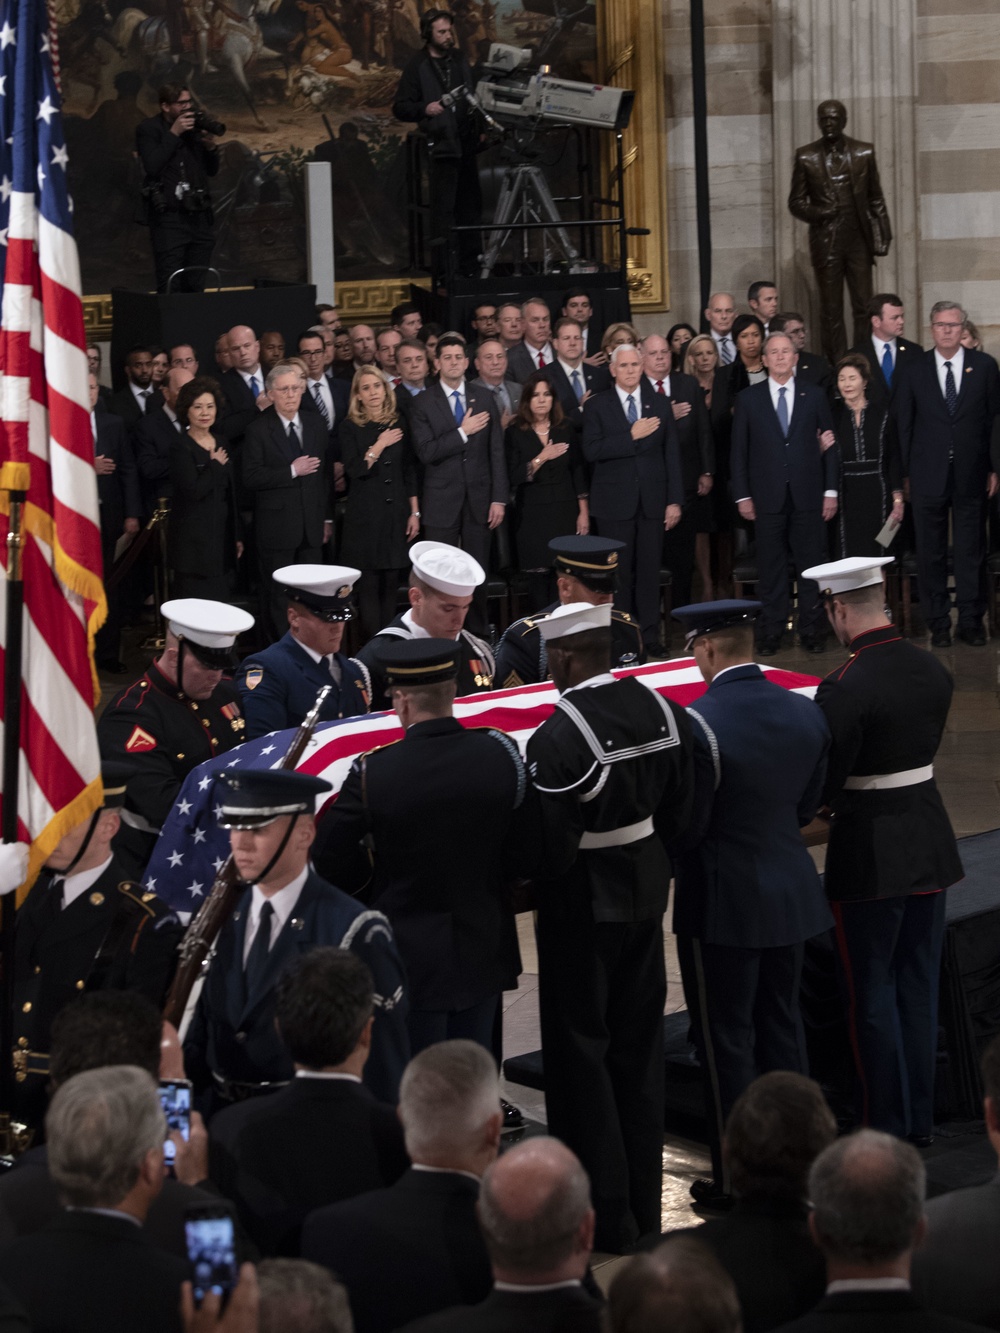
161;683;334;1028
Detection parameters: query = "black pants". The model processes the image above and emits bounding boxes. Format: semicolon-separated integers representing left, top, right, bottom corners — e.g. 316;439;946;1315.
813;219;873;363
95;534;122;666
355;568;405;643
678;934;806;1188
150;211;215;293
597;513;663;650
536;909;666;1252
911;482;987;630
428;149;482;279
754;493;827;640
424;510;490;637
662;499;698;610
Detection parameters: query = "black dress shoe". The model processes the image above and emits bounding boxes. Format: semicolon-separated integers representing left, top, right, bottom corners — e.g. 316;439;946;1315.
956;626;987;646
689;1178;734;1211
757;638;779;657
908;1133;935;1149
800;635;827;655
97;658;129;674
500;1098;525;1132
930;628;952;648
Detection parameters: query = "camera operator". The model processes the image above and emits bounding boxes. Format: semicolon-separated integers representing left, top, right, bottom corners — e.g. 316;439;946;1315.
392;7;482;283
136;83;223;294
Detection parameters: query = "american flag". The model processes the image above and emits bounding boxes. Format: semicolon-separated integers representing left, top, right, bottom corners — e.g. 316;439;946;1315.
144;659;821;913
0;0;106;900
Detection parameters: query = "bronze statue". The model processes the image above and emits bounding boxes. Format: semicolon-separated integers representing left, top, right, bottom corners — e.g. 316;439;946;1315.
788;100;892;362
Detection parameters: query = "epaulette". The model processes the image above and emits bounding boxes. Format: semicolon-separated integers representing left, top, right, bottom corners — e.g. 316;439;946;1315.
518;618;539;636
612;609;635;624
117;880;161;919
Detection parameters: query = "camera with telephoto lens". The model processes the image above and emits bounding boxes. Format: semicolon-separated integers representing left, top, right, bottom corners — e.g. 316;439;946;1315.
192;106;226;137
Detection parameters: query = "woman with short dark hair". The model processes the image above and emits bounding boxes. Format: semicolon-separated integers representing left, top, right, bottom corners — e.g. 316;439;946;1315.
832;352;902;557
168;376;241;598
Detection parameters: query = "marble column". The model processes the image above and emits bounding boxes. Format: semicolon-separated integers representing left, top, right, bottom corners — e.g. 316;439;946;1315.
771;0;920;350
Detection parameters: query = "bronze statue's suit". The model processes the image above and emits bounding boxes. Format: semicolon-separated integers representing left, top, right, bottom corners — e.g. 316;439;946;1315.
788;133;891;362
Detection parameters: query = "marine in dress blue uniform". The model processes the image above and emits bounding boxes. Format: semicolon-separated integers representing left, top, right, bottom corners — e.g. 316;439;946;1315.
183;770;409;1112
670;600;833;1198
494;535;645;688
803;557;963;1142
235;565;371;740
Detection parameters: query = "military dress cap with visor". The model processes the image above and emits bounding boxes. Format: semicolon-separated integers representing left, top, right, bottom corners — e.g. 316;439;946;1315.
671;599;763;650
161;597;255;669
548;535;625;592
801;555;894;597
408;540;485;595
379;637;460;688
535;599;613;642
274;563;361;622
216;769;333;830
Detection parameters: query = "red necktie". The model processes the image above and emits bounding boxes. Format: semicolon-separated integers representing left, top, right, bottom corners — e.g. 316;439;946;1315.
655;380;665;394
537;351;545;369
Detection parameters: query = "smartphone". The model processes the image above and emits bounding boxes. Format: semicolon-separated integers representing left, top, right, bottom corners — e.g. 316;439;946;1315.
184;1204;238;1308
158;1078;191;1168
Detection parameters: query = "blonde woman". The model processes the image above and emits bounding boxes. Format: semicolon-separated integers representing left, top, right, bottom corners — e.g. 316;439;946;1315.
339;367;420;638
683;334;734;596
600;321;641;360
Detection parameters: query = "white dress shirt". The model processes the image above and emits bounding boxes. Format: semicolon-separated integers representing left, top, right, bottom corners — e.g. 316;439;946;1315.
934;345;965;398
242;865;308;965
871;334;898;365
130;382;153;410
294;1070;361;1083
826;1278;910;1295
239;365;264;396
59;855;115;910
524;340;554;368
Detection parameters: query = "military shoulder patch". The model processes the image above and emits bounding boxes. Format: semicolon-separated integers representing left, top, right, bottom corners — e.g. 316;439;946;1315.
125;725;157;753
244;668;263;691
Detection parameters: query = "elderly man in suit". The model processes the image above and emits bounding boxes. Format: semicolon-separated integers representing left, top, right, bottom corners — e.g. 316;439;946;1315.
788;100;893;362
470;338;521;428
409;334;507;635
895;299;1000;646
849;292;923;412
582;343;684;655
730;332;837;655
242;360;332;641
91;373;141;672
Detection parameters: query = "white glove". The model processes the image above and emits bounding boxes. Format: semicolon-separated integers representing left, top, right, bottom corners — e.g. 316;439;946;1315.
0;842;29;895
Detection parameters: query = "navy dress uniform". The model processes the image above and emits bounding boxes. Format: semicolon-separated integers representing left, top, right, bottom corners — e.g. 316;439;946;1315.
670;600;833;1195
313;639;537;1055
183;770;409;1110
235;565;371;740
354;541;495;703
526;601;694;1253
494;535;645;688
803;557;963;1140
97;599;254;878
12;763;182;1131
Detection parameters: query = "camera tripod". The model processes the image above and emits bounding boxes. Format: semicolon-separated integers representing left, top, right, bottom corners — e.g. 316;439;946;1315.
479;162;584;279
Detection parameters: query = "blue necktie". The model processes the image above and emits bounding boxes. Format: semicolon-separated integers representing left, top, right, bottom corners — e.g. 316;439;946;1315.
249;375;260;399
626;394;638;424
776;386;789;438
571;369;584;403
881;343;893;388
452;390;463;424
944;361;958;417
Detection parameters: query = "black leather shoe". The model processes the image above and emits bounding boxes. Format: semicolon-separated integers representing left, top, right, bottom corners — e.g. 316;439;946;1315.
689;1178;734;1211
908;1133;935;1149
500;1098;525;1132
801;635;827;654
930;628;952;648
97;658;129;674
956;626;987;646
757;638;779;657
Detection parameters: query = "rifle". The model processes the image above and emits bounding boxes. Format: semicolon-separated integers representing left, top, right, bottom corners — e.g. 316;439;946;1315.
162;683;333;1029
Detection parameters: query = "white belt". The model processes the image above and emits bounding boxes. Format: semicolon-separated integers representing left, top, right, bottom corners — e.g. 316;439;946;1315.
580;816;654;849
119;808;161;835
843;765;933;791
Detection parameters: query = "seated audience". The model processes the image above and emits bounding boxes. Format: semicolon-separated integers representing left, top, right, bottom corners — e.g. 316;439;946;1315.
912;1033;1000;1328
302;1040;499;1333
397;1136;603;1333
780;1129;987;1333
258;1260;354;1333
0;1066;190;1333
609;1234;741;1333
209;948;408;1257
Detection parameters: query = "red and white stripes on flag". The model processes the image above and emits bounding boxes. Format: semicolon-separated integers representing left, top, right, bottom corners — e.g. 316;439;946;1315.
0;0;106;902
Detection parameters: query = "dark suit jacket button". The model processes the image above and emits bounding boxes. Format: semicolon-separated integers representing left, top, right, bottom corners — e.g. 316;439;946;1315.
236;1031;247;1043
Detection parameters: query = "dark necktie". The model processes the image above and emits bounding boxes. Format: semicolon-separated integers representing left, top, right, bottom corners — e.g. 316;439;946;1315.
626;394;638;424
944;361;958;417
571;369;584;403
537;350;546;369
312;382;331;428
139;388;151;413
655;379;666;395
244;901;274;999
287;421;301;455
492;384;509;415
249;375;261;399
881;343;893;388
777;386;789;438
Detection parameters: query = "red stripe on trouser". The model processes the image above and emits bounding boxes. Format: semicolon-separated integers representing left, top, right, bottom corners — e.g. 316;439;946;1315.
831;901;870;1126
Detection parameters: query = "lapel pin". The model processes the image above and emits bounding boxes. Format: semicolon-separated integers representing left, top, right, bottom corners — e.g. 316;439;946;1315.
233;909;242;922
965;367;972;374
291;917;305;931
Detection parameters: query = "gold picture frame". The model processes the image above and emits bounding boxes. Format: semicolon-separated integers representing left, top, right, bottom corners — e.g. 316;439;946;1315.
81;0;668;336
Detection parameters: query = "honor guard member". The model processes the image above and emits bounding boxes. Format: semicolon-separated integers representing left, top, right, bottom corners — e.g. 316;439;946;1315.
670;600;833;1206
183;769;409;1112
12;762;182;1131
235;565;371;740
354;541;495;703
526;601;694;1253
803;556;963;1143
494;535;646;688
97;599;254;879
315;639;537;1055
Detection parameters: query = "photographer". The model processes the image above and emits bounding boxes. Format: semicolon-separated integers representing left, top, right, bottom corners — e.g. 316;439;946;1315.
392;7;482;282
136;83;222;293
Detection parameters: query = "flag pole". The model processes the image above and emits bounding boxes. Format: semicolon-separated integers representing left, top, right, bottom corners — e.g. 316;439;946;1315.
0;487;26;1158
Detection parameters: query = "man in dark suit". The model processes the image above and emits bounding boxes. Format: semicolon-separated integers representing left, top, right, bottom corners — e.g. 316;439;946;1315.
643;333;713;607
582;343;684;654
298;328;350;438
506;297;555;383
397;1137;603;1333
543;317;610;437
848;293;923;411
895;299;1000;646
781;1130;988;1333
771;313;834;395
132;366;192;516
314;638;536;1055
470;339;521;427
562;289;606;363
409;334;507;636
217;324;268;447
302;1040;500;1333
0;1066;190;1333
670;601;832;1199
912;1033;1000;1328
209;948;408;1256
110;345;162;425
183;770;410;1111
730;332;838;654
90;373;142;671
242;361;332;641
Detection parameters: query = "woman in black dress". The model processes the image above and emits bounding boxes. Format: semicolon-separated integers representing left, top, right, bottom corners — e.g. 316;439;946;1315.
683;334;735;596
506;371;588;605
340;366;420;639
832;353;903;557
168;376;241;600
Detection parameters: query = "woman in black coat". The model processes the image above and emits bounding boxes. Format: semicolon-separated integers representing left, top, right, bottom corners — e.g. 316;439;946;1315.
831;353;903;557
340;366;420;639
168;376;241;600
505;371;588;604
